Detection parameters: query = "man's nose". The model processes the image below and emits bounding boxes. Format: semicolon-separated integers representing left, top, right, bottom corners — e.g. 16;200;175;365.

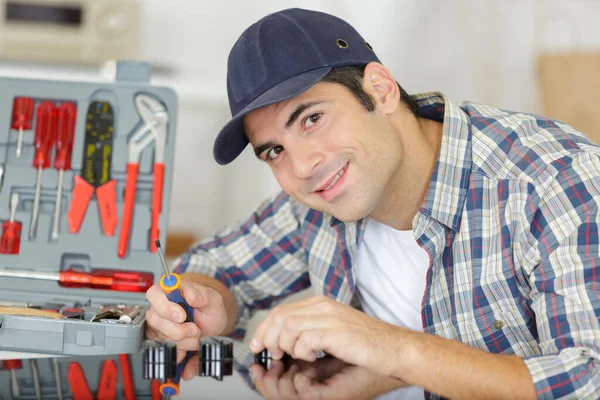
290;145;323;179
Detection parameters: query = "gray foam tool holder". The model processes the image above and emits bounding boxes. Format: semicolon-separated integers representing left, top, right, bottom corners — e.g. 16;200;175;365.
0;60;178;356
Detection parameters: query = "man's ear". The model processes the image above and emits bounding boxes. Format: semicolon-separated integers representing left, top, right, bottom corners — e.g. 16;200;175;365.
362;62;400;114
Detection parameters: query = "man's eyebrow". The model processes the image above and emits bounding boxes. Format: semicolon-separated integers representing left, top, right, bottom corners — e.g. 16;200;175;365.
285;101;326;129
253;140;277;159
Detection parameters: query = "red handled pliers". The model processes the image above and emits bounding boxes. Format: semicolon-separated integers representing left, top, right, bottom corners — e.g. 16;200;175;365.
118;94;168;258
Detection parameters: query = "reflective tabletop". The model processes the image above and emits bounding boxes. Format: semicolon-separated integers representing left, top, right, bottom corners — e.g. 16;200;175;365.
0;338;408;400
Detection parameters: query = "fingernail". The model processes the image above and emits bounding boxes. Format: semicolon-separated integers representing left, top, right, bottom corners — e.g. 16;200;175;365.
172;311;182;321
188;327;198;337
249;339;259;351
249;367;258;382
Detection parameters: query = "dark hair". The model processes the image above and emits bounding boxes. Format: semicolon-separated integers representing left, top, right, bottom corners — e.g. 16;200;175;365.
320;65;421;117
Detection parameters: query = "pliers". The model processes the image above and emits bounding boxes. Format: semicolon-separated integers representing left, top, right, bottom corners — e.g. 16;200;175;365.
67;101;117;236
67;360;118;400
118;94;169;258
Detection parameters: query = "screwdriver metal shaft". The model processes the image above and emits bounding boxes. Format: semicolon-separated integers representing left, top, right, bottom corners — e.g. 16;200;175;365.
10;369;20;397
30;359;42;400
30;166;43;239
52;169;64;241
53;358;64;400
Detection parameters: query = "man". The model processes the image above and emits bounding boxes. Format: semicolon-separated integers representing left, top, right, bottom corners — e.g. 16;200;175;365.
145;8;600;399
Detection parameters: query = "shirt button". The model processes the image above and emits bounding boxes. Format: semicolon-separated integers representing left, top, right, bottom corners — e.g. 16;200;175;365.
493;320;505;330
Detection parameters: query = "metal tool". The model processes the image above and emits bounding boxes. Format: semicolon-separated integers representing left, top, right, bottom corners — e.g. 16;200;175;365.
119;306;141;323
30;101;58;239
90;309;121;322
67;101;117;236
0;268;153;292
30;359;42;400
118;94;169;258
0;165;4;192
155;239;195;398
53;358;64;400
0;192;22;254
52;102;77;241
11;96;34;158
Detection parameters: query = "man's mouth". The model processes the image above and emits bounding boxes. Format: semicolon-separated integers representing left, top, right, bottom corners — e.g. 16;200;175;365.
315;162;349;192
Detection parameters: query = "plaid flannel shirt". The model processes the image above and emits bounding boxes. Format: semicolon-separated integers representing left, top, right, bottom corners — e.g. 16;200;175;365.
174;92;600;399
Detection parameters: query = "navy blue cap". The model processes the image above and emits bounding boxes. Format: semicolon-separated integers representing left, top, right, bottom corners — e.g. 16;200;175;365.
213;8;381;165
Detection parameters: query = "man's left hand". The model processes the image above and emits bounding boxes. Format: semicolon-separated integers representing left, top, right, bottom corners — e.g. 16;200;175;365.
249;295;404;375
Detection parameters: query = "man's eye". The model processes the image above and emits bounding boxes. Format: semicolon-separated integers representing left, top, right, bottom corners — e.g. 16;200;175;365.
267;145;283;160
304;113;321;128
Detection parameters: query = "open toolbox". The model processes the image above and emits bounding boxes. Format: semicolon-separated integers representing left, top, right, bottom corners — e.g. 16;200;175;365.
0;61;178;356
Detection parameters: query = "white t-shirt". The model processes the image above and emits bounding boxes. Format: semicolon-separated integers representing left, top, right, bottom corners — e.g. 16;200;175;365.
354;219;430;400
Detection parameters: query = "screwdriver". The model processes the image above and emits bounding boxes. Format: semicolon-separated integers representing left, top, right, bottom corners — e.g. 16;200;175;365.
30;101;58;239
156;239;195;399
11;96;34;158
30;359;42;400
2;359;22;398
0;192;22;254
52;102;77;241
0;268;154;292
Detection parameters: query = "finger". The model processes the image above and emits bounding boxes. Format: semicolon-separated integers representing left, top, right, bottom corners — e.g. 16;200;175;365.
277;364;300;399
180;282;215;310
249;364;267;394
146;285;188;323
261;361;285;400
176;349;187;365
292;331;319;362
251;304;318;355
173;335;203;352
146;310;200;342
181;354;199;381
314;357;349;381
292;370;314;397
261;311;286;360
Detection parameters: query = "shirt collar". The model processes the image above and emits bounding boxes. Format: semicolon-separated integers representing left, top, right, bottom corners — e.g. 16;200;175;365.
415;92;472;232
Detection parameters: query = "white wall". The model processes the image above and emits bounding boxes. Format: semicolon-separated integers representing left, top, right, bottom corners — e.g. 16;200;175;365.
137;0;600;240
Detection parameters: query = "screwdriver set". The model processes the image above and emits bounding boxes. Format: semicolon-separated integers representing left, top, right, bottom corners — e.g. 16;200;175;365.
0;61;178;356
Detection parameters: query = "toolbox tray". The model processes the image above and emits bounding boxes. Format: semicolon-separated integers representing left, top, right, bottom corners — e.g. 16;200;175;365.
0;61;178;356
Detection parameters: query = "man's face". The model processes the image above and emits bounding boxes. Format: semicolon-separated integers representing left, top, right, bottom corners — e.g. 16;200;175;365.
244;81;403;222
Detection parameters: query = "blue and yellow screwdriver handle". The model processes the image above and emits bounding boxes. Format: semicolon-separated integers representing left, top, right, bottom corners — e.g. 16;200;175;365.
159;350;195;398
159;272;194;324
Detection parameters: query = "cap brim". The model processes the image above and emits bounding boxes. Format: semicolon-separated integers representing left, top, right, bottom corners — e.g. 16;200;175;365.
213;67;332;165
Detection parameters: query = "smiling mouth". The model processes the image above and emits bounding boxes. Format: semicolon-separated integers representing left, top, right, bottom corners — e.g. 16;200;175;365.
315;162;349;192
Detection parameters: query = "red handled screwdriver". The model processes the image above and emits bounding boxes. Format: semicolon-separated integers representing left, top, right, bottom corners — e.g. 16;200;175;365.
2;359;22;398
0;192;22;254
29;101;57;239
52;102;77;241
0;268;154;292
11;97;34;158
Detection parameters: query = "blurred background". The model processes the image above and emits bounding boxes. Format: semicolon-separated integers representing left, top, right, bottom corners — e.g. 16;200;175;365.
0;1;598;398
1;0;599;254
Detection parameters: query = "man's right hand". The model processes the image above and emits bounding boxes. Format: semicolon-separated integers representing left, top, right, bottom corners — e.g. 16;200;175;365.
145;280;229;363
